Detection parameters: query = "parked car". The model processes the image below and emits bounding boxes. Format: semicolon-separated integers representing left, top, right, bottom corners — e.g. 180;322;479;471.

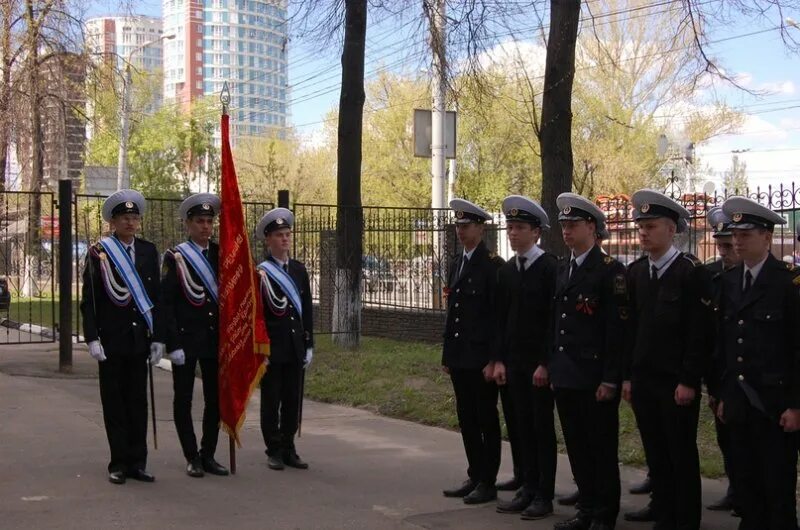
0;277;10;311
362;255;395;293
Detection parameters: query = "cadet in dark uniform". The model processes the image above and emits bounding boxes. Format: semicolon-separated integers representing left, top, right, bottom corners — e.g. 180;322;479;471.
703;206;739;514
713;196;800;530
80;189;164;484
492;195;558;521
550;193;627;530
622;189;712;530
161;193;229;478
256;208;314;471
441;199;504;505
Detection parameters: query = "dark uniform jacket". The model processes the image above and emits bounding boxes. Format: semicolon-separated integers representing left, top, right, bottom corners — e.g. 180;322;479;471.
713;255;800;422
549;246;628;389
703;259;726;396
492;250;558;372
160;241;219;359
260;256;313;364
625;252;711;389
442;241;504;370
80;236;163;355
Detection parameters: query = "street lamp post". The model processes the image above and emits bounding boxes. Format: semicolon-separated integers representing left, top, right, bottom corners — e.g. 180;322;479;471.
117;34;175;191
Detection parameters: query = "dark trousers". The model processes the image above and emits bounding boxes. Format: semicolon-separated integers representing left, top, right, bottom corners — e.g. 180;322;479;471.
450;368;501;484
172;355;220;462
260;359;302;457
555;387;620;525
499;383;523;481
98;350;148;474
714;413;735;500
631;379;701;530
727;405;798;530
508;368;557;500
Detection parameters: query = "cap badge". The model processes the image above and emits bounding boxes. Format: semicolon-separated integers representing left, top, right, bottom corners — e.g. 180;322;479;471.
562;206;572;215
509;208;519;217
717;222;724;231
276;218;285;225
125;201;134;209
456;210;464;219
732;213;742;222
640;203;650;213
201;202;211;210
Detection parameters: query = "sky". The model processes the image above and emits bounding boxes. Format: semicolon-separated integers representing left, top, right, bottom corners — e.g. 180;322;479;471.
87;1;800;193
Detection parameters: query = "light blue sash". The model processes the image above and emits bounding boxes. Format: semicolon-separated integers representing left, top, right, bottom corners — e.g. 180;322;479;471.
257;260;302;317
99;237;154;333
176;241;218;303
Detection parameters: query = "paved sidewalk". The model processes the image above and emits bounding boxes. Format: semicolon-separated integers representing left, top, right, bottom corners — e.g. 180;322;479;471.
0;343;737;529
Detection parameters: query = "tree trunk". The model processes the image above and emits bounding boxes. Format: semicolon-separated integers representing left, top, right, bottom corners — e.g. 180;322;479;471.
0;0;13;192
22;0;43;297
539;0;581;257
333;0;366;349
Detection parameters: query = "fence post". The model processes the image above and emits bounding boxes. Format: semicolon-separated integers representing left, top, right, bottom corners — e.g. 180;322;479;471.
58;179;73;373
278;189;289;209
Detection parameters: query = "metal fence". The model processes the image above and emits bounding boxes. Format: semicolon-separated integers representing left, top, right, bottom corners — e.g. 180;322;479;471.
2;183;799;344
0;190;57;343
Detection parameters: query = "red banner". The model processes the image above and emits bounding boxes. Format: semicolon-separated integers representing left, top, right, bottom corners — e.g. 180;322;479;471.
218;113;270;445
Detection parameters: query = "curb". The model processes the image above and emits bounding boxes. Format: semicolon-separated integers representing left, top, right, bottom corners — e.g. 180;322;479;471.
0;317;174;371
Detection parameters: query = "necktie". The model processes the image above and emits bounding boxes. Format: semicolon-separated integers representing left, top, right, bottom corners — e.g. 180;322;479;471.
459;255;469;278
518;255;527;273
743;270;752;294
650;264;659;281
126;245;133;260
283;263;289;273
569;258;577;279
202;248;208;259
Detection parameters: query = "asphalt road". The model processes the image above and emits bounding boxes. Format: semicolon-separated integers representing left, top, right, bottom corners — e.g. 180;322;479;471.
0;343;737;529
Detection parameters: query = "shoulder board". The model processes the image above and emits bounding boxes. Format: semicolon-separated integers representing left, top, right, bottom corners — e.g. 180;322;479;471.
682;253;702;267
490;255;505;265
793;273;800;286
785;262;796;272
603;255;617;266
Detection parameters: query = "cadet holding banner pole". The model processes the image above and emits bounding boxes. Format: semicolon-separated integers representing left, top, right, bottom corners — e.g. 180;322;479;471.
80;189;164;485
161;193;229;478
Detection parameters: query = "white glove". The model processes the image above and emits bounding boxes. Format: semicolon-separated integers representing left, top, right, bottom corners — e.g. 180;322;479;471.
169;349;186;366
88;340;106;362
149;342;165;365
304;348;313;369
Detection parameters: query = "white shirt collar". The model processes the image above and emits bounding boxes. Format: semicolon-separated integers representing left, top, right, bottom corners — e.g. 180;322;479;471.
744;255;769;285
463;246;477;261
516;244;544;270
648;246;680;278
570;247;593;267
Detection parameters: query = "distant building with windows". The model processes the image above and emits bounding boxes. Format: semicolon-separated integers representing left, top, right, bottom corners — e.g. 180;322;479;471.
162;0;288;144
85;15;165;74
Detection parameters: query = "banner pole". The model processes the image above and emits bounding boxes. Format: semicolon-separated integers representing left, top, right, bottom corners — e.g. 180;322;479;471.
229;435;236;475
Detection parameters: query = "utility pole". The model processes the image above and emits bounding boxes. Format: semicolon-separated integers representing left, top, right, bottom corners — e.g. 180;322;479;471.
117;34;175;190
430;0;446;213
447;157;456;204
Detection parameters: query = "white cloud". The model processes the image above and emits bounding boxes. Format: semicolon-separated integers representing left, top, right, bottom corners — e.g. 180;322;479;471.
757;80;796;95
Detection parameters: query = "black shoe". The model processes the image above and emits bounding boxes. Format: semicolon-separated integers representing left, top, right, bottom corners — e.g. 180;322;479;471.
496;488;534;513
588;522;613;530
108;471;126;484
706;494;734;511
496;476;522;491
202;457;229;476
443;479;475;498
126;469;155;482
463;483;497;505
284;452;309;470
267;455;285;470
187;457;204;478
623;505;656;522
554;515;592;530
520;499;554;520
628;477;651;495
558;489;580;506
